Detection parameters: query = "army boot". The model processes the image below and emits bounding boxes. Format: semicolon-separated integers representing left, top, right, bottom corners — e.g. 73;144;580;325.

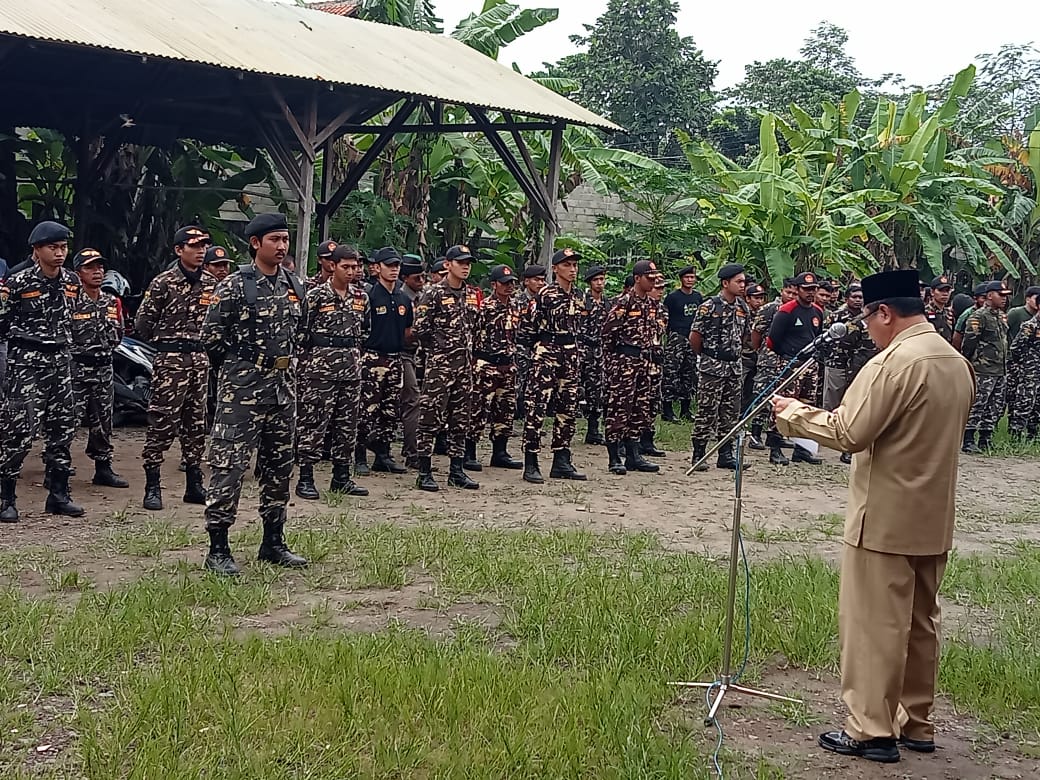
204;527;241;577
448;457;480;489
716;442;747;471
660;401;676;423
606;441;627;475
331;461;369;496
584;414;606;445
45;468;85;517
978;430;993;451
640;429;666;457
257;513;308;569
679;398;694;421
489;436;522;469
791;445;822;465
371;443;407;474
961;429;981;454
767;433;790;465
353;444;371;476
415;457;439;492
92;459;129;488
0;478;19;523
550;449;587;480
463;440;483;472
690;440;709;472
143;465;163;510
748;423;766;451
295;464;320;500
433;433;449;456
625;439;659;473
522;452;544;484
183;465;207;505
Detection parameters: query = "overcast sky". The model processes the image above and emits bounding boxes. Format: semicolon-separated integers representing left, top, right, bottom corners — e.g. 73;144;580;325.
431;0;1038;88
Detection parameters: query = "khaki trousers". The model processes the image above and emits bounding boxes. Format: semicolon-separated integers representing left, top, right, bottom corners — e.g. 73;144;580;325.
839;544;947;741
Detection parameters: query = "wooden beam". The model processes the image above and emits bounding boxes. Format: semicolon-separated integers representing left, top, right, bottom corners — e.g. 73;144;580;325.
316;135;335;240
469;108;553;222
269;83;315;162
501;111;558;228
294;91;318;273
313;103;357;149
335;121;557;134
539;123;565;266
256;119;304;202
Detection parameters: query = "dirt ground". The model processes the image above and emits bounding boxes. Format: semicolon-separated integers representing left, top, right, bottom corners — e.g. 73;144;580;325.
3;427;1039;779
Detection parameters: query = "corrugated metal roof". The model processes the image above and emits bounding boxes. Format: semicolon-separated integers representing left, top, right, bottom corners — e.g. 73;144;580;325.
306;0;359;16
0;0;619;131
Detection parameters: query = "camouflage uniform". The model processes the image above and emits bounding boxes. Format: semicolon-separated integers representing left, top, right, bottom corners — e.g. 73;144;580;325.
601;292;655;442
135;265;217;468
962;306;1008;436
924;301;954;343
0;265;80;478
580;291;608;420
294;281;370;466
201;266;305;530
750;300;783;429
470;293;520;442
649;298;668;418
512;288;537;418
691;295;750;446
517;282;583;453
413;280;480;458
1008;313;1040;436
71;288;123;464
821;305;876;411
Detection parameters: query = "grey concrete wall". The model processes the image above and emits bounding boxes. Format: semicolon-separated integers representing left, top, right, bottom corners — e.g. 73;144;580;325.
558;183;643;240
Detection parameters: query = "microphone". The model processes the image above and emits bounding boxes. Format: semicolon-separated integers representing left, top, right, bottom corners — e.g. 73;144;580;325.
795;321;847;359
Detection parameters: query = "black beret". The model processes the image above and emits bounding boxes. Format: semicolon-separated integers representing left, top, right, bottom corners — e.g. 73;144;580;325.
72;248;104;269
489;264;517;283
861;269;921;305
551;247;581;265
400;255;423;276
583;265;607;282
173;225;210;245
446;244;475;261
633;260;659;277
28;220;71;246
717;263;744;281
930;274;953;290
677;265;697;278
244;213;288;240
332;244;359;261
522;265;546;279
373;246;402;264
317;239;338;259
204;246;232;265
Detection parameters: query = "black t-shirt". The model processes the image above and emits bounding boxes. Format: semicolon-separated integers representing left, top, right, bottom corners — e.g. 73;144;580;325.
664;289;703;335
768;300;823;357
365;281;413;353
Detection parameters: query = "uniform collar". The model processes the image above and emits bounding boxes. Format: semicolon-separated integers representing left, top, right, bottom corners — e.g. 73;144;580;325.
887;321;938;347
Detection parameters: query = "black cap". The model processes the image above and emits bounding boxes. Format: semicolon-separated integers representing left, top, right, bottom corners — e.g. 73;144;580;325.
846;283;862;295
633;260;659;277
624;274;635;288
373;246;402;265
431;259;447;274
746;283;766;297
861;269;921;305
173;225;211;245
489;264;517;283
820;280;837;292
677;265;697;278
792;272;820;288
984;280;1011;295
551;247;581;265
972;283;989;297
445;244;475;262
522;265;545;279
332;244;359;261
717;263;745;281
1025;286;1040;299
73;248;104;269
400;256;423;277
204;246;232;265
28;220;70;246
782;277;796;287
654;276;666;288
583;265;606;282
244;214;288;240
317;240;338;259
929;274;953;290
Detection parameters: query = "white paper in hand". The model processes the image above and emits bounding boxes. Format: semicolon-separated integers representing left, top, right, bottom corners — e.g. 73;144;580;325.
791;437;820;457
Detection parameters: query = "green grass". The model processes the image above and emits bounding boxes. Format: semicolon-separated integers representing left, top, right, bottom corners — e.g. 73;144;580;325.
1;519;1039;777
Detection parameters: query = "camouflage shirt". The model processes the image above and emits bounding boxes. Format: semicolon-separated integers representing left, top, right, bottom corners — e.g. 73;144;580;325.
71;289;123;358
0;264;80;348
823;304;876;375
299;281;370;379
582;291;609;347
601;292;656;353
134;264;217;350
1010;314;1040;377
517;282;585;353
962;305;1008;376
924;301;954;343
752;300;783;371
412;279;481;369
202;266;306;405
690;294;750;377
472;293;519;361
305;271;333;291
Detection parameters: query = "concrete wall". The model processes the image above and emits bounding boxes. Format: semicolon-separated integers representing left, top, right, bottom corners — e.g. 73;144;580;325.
558;183;643;240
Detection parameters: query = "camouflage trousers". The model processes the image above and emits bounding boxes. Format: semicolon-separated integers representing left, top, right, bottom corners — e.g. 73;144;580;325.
514;346;533;417
1008;365;1040;433
142;353;208;468
205;400;294;530
417;358;473;459
751;361;780;429
649;363;664;419
966;374;1007;433
524;344;581;453
663;332;698;402
692;369;742;445
470;360;516;442
295;356;362;466
580;342;604;418
357;351;403;449
71;359;115;463
603;353;654;443
0;347;76;479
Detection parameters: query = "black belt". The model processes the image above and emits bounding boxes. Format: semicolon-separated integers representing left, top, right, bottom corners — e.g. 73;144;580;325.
366;349;400;358
701;347;738;362
310;335;358;348
231;345;291;371
72;353;113;367
613;344;647;358
10;337;67;354
473;351;513;366
540;333;576;346
154;339;205;353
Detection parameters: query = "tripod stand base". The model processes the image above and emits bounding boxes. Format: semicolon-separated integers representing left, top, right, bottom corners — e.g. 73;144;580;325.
672;678;802;726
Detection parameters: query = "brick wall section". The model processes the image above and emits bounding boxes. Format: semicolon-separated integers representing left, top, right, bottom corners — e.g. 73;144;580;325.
558;183;645;240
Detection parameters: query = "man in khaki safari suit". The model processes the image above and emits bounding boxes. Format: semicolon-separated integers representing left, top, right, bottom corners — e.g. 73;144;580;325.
773;269;974;764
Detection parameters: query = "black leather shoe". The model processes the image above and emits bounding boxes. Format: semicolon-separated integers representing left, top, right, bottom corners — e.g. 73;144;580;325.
818;730;899;763
792;445;822;465
840;452;852;465
898;736;935;753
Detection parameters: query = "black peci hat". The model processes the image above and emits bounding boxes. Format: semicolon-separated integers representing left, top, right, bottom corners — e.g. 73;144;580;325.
861;269;921;306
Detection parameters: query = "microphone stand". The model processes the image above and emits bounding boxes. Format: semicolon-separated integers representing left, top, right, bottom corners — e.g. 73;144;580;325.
672;357;819;724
